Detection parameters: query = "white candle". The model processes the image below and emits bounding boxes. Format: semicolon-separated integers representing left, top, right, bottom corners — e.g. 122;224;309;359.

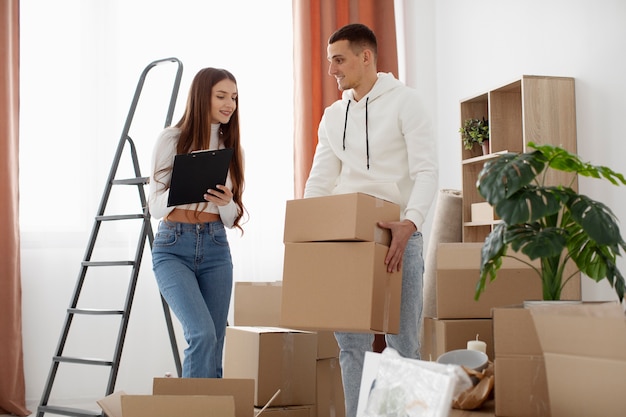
467;334;487;354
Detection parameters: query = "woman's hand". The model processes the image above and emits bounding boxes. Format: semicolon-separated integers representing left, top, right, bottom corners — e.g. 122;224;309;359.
204;184;233;206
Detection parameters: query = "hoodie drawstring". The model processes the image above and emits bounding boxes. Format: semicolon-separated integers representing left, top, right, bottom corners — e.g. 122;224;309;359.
341;98;370;170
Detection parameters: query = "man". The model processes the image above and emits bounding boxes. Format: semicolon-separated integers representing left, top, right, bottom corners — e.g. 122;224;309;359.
304;23;438;416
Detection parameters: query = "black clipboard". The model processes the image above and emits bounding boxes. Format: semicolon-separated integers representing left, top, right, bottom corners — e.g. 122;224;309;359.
167;147;234;207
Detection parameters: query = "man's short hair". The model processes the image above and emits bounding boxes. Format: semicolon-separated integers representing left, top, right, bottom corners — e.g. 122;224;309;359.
328;23;378;58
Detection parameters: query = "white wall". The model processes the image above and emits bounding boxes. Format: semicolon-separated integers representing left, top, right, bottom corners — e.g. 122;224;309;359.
19;0;626;408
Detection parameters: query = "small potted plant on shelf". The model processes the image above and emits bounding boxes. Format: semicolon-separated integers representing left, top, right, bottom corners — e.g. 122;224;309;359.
474;142;626;301
460;117;490;155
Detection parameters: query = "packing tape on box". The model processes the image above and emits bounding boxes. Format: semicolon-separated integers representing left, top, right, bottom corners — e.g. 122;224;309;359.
281;332;295;403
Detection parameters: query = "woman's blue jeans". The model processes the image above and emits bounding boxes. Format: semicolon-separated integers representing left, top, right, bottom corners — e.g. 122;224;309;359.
335;232;424;417
151;220;233;378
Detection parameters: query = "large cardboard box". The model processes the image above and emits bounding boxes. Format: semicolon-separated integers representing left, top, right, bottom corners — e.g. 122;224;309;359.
224;326;317;407
435;243;543;319
529;301;626;417
283;193;399;245
152;378;254;417
234;281;339;359
281;242;401;333
98;391;235;417
421;317;494;361
235;281;283;326
316;358;346;417
492;305;550;417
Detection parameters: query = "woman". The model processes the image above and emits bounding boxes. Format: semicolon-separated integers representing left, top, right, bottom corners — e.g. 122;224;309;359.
148;67;246;378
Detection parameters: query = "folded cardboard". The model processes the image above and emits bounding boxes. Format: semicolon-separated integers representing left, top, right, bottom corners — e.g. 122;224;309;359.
97;391;235;417
224;326;317;407
281;241;401;333
421;317;494;361
316;358;346;417
434;243;543;318
492;305;550;417
529;301;626;417
235;281;283;327
152;377;254;417
283;193;399;245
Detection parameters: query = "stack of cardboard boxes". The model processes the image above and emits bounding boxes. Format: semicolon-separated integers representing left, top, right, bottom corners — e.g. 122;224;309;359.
229;281;344;417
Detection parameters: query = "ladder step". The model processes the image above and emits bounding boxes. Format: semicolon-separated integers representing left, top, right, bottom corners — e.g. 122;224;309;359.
68;308;124;316
38;405;102;417
54;356;113;366
82;261;135;267
96;214;145;221
112;177;149;185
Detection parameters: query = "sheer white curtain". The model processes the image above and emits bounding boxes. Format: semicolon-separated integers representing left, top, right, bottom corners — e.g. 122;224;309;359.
20;0;293;401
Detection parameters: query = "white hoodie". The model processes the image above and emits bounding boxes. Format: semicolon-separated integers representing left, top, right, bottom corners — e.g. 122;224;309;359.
304;72;438;230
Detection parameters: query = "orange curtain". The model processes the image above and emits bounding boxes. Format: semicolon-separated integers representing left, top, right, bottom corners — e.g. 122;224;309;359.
0;0;29;415
292;0;397;198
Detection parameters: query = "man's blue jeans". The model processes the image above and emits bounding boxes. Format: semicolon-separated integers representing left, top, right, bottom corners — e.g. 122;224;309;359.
335;232;424;417
152;220;233;378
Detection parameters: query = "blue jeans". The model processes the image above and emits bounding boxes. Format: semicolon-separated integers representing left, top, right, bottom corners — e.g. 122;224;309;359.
335;232;424;417
151;220;233;378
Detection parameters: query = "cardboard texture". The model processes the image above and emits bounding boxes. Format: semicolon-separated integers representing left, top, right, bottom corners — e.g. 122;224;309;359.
254;405;313;416
421;317;494;361
152;378;254;417
435;243;543;319
233;281;339;359
529;301;626;417
281;241;401;333
97;391;235;417
316;358;346;417
224;326;317;407
492;305;550;417
235;281;283;327
283;193;399;245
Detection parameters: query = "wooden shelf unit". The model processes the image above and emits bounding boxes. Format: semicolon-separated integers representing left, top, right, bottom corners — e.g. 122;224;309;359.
460;75;578;243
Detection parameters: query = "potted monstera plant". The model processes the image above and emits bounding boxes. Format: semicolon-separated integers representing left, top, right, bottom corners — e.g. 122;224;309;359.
474;142;626;301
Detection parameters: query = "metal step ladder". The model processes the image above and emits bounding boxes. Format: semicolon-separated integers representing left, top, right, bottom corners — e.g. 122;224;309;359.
37;57;184;417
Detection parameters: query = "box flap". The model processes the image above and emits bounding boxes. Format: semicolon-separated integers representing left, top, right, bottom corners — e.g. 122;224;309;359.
97;391;126;417
122;395;234;417
529;301;626;360
152;378;254;417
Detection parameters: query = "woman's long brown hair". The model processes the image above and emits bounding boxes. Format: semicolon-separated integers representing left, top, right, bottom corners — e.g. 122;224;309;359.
172;67;246;231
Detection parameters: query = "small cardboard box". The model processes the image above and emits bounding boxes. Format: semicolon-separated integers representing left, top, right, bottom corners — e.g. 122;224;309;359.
235;281;283;327
435;243;542;318
224;326;317;407
152;378;254;417
470;202;496;222
281;241;401;333
492;305;550;417
316;358;346;417
529;301;626;417
421;317;494;361
97;391;235;417
283;193;399;245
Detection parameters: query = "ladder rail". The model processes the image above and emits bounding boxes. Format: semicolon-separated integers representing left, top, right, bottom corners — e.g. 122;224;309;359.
37;58;184;417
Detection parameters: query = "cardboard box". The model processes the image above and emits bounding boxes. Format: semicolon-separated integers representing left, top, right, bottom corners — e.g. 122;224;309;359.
152;378;254;417
421;317;494;361
470;202;496;222
281;242;401;333
98;391;235;417
435;243;543;318
254;405;314;416
283;193;399;245
316;358;346;417
235;281;283;326
529;301;626;417
234;281;339;359
224;326;317;407
492;305;550;417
